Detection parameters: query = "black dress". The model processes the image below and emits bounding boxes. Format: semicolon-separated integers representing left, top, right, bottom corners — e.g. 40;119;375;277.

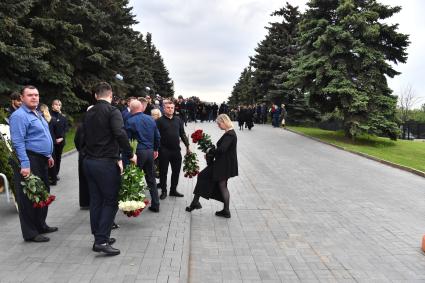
193;130;238;202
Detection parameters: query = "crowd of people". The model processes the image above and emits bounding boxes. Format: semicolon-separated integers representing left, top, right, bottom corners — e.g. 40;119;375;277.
4;83;240;257
3;81;290;256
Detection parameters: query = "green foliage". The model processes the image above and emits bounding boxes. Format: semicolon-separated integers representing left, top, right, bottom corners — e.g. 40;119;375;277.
287;0;409;139
230;0;409;138
119;164;146;202
0;110;14;195
228;3;320;124
183;152;199;178
0;0;174;112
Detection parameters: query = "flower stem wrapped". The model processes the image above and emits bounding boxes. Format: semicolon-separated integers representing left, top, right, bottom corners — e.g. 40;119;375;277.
191;129;215;153
183;152;199;178
119;164;148;217
21;174;56;208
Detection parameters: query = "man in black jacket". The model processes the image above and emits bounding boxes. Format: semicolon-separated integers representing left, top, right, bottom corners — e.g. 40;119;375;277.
156;101;190;199
82;82;137;256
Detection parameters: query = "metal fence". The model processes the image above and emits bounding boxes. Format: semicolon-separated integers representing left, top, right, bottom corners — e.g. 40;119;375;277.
401;122;425;140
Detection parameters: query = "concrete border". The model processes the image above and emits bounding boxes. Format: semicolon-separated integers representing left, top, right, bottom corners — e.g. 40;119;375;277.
286;128;425;179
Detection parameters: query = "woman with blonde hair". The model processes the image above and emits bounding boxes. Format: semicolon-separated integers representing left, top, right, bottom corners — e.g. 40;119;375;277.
186;114;238;218
151;108;162;120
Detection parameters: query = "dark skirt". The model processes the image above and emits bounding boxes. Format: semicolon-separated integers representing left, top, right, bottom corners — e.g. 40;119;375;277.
193;166;223;203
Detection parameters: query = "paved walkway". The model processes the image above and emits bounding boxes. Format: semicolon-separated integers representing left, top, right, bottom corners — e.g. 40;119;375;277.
1;122;425;282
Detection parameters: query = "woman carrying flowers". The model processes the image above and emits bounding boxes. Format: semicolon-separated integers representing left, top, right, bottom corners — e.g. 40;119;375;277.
186;114;238;218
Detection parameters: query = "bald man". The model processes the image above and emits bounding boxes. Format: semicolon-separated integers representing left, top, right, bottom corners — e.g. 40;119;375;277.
126;99;161;212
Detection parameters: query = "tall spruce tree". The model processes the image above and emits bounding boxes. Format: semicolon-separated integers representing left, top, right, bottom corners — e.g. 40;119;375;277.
25;0;88;111
287;0;409;139
0;0;48;95
265;3;320;124
145;33;174;97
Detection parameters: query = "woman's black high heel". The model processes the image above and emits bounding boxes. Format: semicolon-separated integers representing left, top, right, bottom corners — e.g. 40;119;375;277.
185;201;202;212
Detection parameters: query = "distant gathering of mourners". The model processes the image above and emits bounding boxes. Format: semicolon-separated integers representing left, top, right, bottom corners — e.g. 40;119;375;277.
1;81;291;256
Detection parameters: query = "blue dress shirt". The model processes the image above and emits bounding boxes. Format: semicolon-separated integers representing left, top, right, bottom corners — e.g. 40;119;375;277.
126;112;160;151
9;104;54;168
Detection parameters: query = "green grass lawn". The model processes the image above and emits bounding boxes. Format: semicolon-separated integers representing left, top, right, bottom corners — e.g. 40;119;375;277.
63;127;76;153
63;128;137;153
288;126;425;172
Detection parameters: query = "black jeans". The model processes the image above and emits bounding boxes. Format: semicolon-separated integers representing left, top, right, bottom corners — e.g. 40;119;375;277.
13;151;50;240
83;158;120;245
136;149;160;208
159;147;182;192
78;154;90;207
53;141;65;176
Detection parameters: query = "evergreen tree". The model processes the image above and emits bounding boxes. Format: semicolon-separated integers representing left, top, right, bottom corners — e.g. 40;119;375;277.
144;33;174;98
287;0;409;139
25;0;88;111
229;67;255;107
0;0;48;94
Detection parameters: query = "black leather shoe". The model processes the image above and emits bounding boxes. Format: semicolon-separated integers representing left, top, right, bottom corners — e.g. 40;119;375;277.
108;238;116;245
215;210;231;218
26;235;50;242
160;191;167;200
49;181;57;186
41;226;58;234
92;243;120;255
169;191;184;197
111;223;120;230
185;201;202;212
148;206;159;213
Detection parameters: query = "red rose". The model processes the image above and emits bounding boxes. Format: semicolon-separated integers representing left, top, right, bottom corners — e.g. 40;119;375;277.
33;203;38;208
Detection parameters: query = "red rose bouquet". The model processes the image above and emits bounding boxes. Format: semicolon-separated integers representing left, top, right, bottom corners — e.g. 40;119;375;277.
118;164;149;217
21;174;56;208
191;129;215;153
183;152;199;178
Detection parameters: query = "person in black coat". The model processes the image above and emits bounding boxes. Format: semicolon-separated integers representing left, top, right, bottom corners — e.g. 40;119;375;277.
186;114;238;218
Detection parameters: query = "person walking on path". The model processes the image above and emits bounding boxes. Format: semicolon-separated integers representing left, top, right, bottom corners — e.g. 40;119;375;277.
279;103;287;128
156;101;190;200
49;99;67;185
186;114;238;218
82;82;137;256
9;85;58;242
126;99;161;212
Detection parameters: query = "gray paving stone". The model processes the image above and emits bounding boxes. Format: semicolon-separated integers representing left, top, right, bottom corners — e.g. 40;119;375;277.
188;123;425;282
2;122;425;282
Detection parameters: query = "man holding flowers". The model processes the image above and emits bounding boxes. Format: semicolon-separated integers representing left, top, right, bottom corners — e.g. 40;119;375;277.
9;85;57;242
156;101;190;199
82;82;137;256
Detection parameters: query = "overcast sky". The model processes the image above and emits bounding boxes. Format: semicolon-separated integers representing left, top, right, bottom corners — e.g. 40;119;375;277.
129;1;425;106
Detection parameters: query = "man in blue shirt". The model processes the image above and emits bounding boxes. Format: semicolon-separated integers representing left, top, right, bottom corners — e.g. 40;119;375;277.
9;85;57;243
126;98;161;212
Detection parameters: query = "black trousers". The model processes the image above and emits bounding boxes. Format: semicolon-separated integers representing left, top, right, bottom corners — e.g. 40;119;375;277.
54;142;65;176
159;147;182;192
83;158;120;245
78;154;90;207
136;149;160;208
13;151;50;240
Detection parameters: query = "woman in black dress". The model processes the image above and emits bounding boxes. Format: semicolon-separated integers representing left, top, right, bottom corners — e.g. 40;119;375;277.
186;114;238;218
